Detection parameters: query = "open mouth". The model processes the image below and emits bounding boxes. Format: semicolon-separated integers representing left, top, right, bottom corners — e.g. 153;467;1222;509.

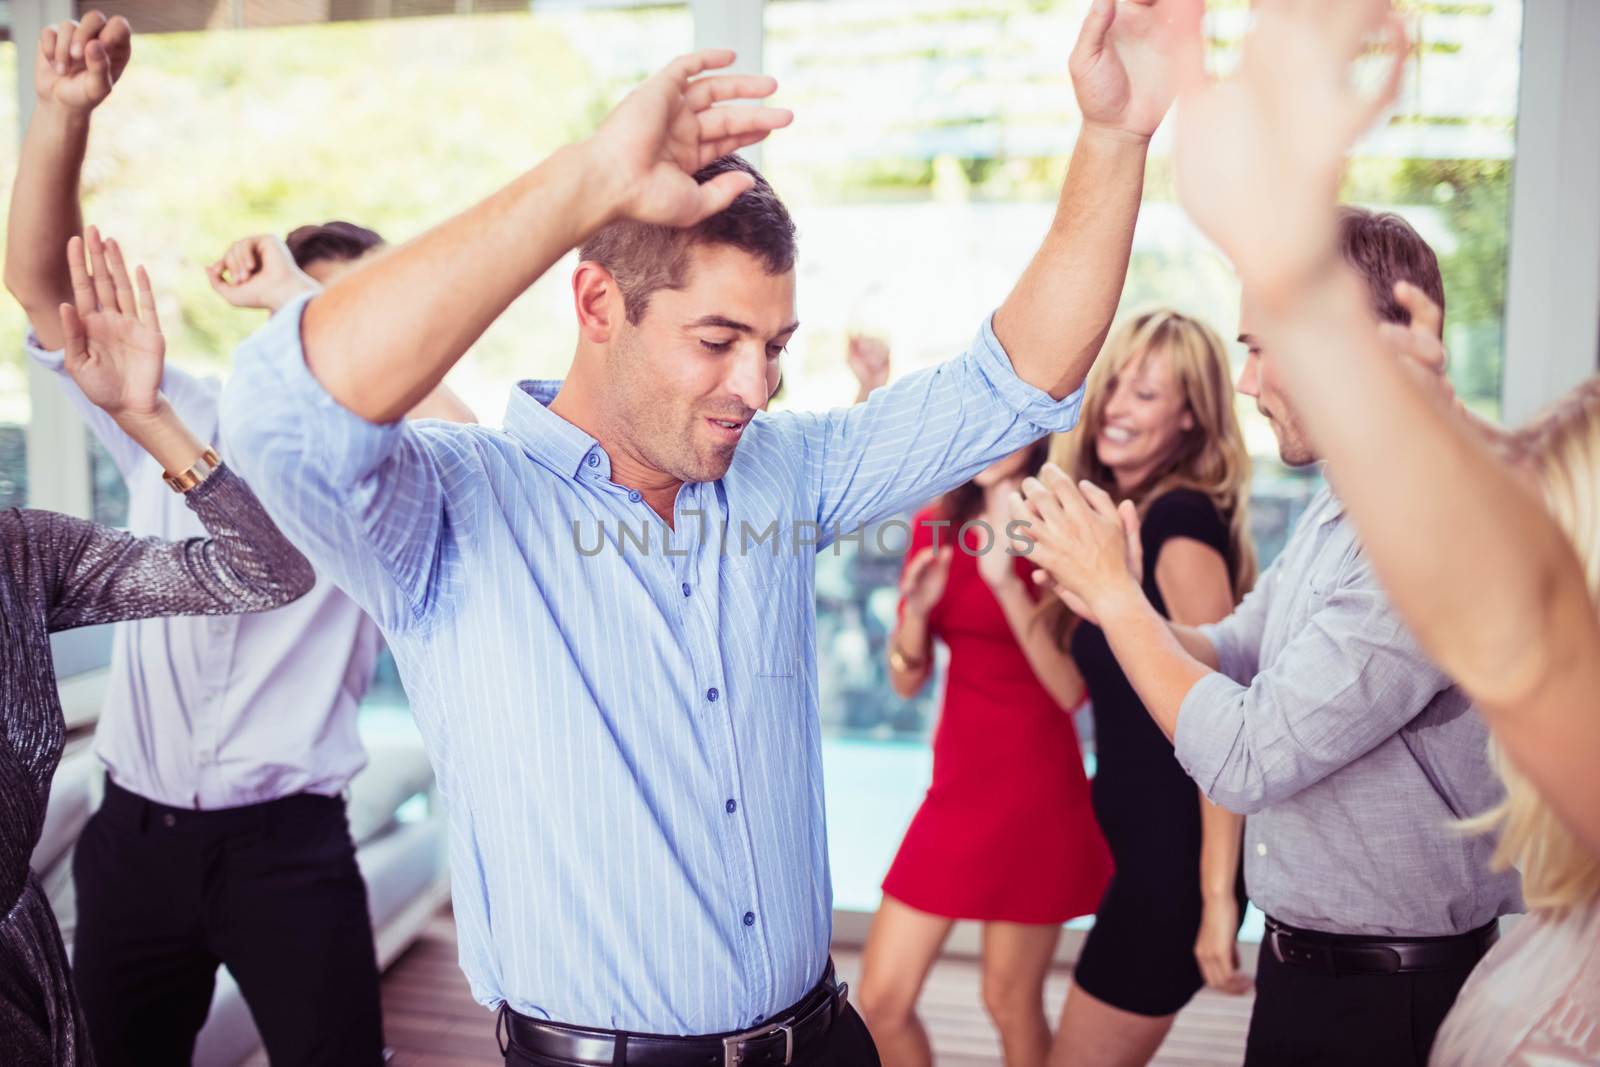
1100;425;1136;444
705;417;747;442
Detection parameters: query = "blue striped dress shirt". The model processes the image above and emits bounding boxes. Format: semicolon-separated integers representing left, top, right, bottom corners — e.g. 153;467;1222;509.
221;294;1085;1034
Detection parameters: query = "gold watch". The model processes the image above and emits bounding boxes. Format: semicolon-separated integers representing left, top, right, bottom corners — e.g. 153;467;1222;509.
163;448;223;494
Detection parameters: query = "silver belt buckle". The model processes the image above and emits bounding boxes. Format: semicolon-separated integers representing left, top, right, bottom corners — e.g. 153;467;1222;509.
722;1020;794;1067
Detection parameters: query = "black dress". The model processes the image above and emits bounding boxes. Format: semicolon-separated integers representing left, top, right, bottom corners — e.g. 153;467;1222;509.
1070;488;1249;1017
0;467;313;1065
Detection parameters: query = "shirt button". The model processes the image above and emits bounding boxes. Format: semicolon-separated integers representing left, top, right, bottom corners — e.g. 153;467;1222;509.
707;688;719;703
743;912;755;927
682;582;692;597
725;799;737;814
1256;842;1268;857
586;454;599;468
162;813;177;828
628;490;642;503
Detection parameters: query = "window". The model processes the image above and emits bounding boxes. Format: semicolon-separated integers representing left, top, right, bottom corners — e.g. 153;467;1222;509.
763;0;1524;912
50;6;688;705
6;7;687;681
90;439;129;526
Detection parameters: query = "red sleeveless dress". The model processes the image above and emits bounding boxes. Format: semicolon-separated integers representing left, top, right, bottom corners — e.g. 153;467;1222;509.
881;509;1112;923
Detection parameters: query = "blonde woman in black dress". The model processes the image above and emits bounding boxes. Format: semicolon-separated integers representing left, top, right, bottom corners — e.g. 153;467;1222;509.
1046;310;1255;1067
1;234;314;1064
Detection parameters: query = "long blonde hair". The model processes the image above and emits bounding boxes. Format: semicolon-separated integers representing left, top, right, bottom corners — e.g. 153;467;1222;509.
1461;376;1600;911
1051;310;1257;600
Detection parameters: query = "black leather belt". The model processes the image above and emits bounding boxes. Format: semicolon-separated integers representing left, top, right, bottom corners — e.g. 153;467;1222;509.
497;962;849;1067
1265;916;1498;976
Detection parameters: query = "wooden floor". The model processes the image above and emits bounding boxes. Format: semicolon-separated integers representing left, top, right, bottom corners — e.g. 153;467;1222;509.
372;911;1252;1066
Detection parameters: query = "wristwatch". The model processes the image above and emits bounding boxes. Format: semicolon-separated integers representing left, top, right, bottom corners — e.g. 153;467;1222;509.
163;448;223;494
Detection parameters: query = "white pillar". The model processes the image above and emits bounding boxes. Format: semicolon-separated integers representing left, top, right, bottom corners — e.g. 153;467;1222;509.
690;0;766;171
1502;0;1600;422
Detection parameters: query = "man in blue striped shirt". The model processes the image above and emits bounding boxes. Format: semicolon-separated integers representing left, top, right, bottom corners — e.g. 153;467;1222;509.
223;4;1188;1061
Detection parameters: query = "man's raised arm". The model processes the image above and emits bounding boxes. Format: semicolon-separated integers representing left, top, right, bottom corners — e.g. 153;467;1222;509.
1165;0;1600;852
991;0;1197;400
5;12;131;349
299;51;791;424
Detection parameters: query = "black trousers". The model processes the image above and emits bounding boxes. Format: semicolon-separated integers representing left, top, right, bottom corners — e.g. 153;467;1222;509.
72;779;385;1067
1243;936;1478;1066
503;1003;882;1067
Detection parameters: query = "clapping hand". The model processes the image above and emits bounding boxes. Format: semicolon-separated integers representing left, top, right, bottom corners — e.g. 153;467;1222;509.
586;50;793;229
207;235;319;313
59;227;166;422
35;11;131;114
1011;466;1143;623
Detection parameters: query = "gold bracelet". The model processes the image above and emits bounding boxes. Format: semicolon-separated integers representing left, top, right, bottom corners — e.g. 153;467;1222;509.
163;448;223;494
889;644;927;673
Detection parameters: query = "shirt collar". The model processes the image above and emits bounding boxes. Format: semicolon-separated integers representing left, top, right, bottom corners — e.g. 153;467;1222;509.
503;379;610;480
1311;475;1347;527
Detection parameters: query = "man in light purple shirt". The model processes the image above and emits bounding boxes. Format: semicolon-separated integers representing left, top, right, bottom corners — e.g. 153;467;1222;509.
4;15;469;1065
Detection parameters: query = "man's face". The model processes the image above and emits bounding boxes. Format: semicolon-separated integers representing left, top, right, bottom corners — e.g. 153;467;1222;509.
1237;290;1318;468
608;243;797;484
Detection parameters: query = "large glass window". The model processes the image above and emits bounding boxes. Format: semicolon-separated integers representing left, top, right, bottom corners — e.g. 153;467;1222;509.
762;0;1524;912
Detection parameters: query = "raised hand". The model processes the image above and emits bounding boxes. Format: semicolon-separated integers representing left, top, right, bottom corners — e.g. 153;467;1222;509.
900;544;955;618
35;11;131;114
585;50;793;229
1070;0;1201;141
846;335;890;403
1172;0;1408;302
59;228;165;419
207;235;319;313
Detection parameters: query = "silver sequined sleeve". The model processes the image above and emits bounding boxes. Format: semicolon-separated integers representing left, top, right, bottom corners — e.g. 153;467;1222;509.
30;463;315;632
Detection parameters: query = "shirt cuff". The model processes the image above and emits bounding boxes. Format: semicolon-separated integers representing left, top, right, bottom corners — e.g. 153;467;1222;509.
1173;671;1249;799
225;291;405;486
24;330;65;370
969;313;1088;433
1198;619;1251;686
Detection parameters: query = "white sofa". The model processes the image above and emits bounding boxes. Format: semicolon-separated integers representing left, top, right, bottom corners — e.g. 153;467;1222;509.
33;717;449;1067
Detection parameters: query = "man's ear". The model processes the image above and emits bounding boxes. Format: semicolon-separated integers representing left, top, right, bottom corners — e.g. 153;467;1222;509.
573;262;622;344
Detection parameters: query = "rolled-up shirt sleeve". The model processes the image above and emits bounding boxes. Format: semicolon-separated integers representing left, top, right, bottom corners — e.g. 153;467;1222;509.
1174;565;1452;815
219;293;457;632
769;313;1087;543
1198;560;1278;685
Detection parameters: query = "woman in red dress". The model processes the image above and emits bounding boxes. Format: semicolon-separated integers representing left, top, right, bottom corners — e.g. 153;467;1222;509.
857;436;1112;1067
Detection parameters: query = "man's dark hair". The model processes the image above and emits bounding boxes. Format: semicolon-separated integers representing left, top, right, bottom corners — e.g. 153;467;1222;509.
578;155;798;324
1337;207;1446;336
284;220;386;270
